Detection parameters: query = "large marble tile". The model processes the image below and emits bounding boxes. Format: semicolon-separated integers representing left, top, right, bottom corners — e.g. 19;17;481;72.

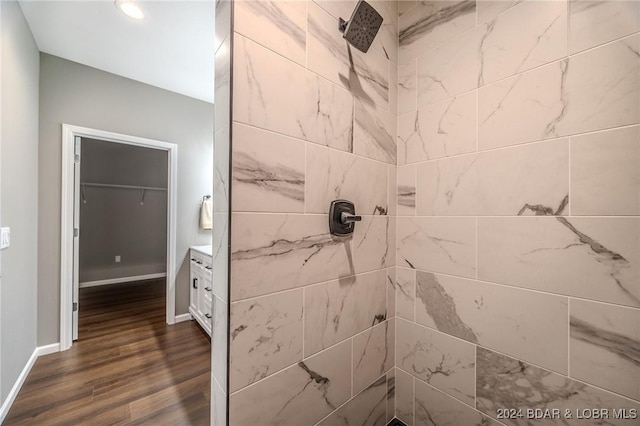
212;294;228;391
305;143;388;215
479;35;640;149
415;272;569;373
312;0;357;21
234;0;306;66
477;347;640;426
386;367;395;424
396;319;476;405
416;139;570;216
229;214;346;300
308;2;390;110
232;123;305;213
398;61;417;116
397;164;416;216
478;59;565;149
570;0;640;54
212;212;228;301
387;267;396;318
215;35;231;133
479;0;567;85
397;216;476;278
212;377;227;426
304;270;387;355
570;299;640;401
399;0;476;65
213;125;230;214
560;34;640;137
416;24;484;107
398;92;477;165
415;380;498;426
353;215;391;275
476;0;523;23
396;267;415;321
398;1;417;17
478;217;640;307
388;164;397;217
354;98;397;164
395;368;414;426
234;34;354;152
317;375;387;426
370;0;399;64
231;213;390;300
353;320;395;394
389;60;398;115
230;289;303;392
386;216;396;269
214;0;230;52
571;125;640;216
229;339;351;426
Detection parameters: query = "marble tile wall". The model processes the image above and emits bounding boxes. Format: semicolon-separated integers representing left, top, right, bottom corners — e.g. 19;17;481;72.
395;1;640;425
228;1;398;424
212;0;231;424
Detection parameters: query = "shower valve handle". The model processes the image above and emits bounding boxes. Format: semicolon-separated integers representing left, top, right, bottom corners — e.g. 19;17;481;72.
341;212;362;224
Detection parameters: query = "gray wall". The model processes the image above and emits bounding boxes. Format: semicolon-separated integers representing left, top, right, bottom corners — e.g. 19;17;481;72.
0;1;39;401
38;54;213;345
79;138;168;283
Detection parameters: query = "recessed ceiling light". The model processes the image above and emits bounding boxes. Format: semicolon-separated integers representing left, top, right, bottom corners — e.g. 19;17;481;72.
115;0;145;20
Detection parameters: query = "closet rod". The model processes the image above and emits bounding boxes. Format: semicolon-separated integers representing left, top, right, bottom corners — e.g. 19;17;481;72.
81;182;167;191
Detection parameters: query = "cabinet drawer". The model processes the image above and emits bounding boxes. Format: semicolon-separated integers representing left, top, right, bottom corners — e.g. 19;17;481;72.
190;250;212;271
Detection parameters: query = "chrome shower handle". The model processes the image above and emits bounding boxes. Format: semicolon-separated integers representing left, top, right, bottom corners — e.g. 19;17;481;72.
341;212;362;224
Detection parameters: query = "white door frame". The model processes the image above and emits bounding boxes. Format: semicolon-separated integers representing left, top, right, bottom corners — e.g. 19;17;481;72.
60;124;178;351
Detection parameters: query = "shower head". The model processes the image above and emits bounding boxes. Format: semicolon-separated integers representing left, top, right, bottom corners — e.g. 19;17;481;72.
338;0;383;54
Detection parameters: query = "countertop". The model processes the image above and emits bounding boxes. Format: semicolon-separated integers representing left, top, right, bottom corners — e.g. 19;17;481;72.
190;245;212;257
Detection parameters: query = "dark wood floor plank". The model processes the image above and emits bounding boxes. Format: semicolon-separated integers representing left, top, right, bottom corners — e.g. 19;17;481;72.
4;280;211;425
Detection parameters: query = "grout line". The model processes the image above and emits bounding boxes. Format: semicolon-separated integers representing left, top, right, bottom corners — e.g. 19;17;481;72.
475;216;478;279
302;287;306;358
568;135;572;216
305;0;309;70
412;375;416;426
567;296;571;378
412;269;416;322
474;344;477;407
475;88;479;153
414;58;418;113
351;337;354;397
567;0;571;56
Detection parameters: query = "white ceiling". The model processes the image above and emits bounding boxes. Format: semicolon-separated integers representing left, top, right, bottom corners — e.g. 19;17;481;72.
19;0;215;104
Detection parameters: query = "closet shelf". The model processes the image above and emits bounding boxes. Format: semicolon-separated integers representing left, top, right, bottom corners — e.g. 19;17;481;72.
81;182;167;191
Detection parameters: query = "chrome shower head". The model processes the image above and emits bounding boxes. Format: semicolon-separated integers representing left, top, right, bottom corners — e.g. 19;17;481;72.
338;0;383;54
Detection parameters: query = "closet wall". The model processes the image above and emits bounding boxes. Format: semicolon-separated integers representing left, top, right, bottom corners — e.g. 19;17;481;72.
38;54;214;346
79;139;168;284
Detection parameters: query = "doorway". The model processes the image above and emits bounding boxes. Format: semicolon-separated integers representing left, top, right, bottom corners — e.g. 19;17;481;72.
60;124;178;351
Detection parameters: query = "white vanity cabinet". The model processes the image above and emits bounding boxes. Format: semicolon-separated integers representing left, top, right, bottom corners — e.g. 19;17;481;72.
189;246;213;336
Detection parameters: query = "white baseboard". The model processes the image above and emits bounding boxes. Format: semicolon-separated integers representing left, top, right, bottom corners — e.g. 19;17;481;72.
36;343;60;357
0;342;61;423
79;273;167;288
0;348;38;423
174;313;193;323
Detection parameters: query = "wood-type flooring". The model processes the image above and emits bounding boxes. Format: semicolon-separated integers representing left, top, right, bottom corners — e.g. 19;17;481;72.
4;280;211;425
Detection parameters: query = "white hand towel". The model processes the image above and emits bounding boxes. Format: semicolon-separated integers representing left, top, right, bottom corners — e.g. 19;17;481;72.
200;198;213;230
